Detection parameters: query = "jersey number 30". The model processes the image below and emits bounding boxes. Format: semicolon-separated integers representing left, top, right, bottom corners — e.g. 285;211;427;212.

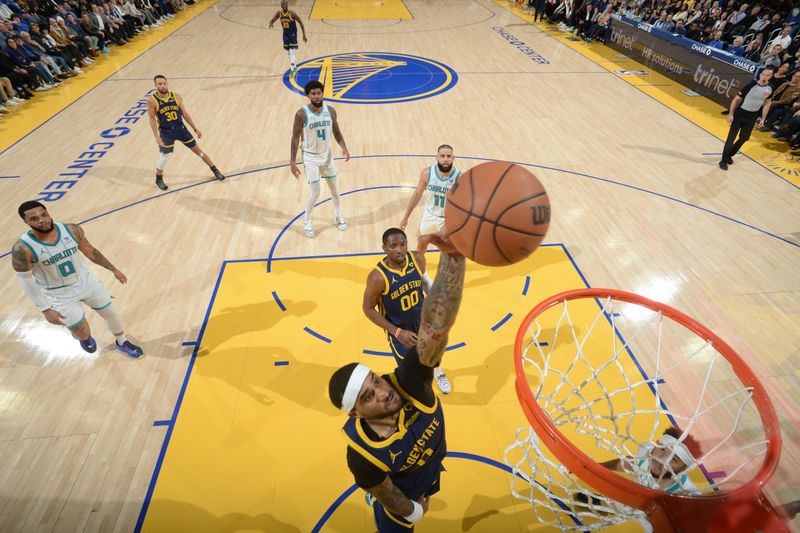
165;111;178;121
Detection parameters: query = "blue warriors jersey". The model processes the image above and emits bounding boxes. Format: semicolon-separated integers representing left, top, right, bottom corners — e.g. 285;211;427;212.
376;253;424;333
153;91;183;130
280;9;297;34
342;373;446;502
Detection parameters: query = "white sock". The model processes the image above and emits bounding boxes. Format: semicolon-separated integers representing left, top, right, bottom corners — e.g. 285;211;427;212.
325;176;341;218
434;366;444;378
288;48;296;66
116;334;128;345
305;181;321;222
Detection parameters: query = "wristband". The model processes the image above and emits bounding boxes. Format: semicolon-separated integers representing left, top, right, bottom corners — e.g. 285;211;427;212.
404;500;424;523
394;327;402;338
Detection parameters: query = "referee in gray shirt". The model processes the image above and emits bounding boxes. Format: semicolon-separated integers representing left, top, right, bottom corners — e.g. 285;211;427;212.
720;67;774;170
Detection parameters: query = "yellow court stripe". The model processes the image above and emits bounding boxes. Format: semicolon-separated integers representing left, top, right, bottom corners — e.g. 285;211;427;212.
0;0;219;155
493;0;800;187
310;0;412;20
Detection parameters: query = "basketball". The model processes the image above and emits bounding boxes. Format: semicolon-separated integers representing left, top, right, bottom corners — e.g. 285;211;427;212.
444;161;551;266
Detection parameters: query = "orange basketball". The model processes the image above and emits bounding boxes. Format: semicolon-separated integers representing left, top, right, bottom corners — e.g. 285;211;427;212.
444;161;551;266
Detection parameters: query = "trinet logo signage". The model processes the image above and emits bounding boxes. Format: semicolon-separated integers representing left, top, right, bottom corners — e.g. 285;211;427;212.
693;64;741;97
609;27;636;50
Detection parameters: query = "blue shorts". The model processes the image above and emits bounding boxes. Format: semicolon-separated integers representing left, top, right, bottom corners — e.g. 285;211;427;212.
283;31;298;49
159;126;196;153
389;335;414;365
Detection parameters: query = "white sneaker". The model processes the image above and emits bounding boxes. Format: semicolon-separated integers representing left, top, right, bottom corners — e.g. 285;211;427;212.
435;370;452;394
335;215;348;231
10;97;23;103
303;219;315;238
6;99;19;106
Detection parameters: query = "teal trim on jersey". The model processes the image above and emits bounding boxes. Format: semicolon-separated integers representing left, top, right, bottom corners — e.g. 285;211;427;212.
91;301;112;311
306;103;325;117
321;174;337;179
302;106;310;126
27;223;62;247
67;314;86;329
64;223;78;243
18;239;38;263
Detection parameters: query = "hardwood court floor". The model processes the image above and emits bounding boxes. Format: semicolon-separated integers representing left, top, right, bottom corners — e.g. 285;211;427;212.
0;0;798;531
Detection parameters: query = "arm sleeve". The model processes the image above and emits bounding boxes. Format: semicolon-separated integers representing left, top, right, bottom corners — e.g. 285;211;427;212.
395;347;436;407
16;271;49;311
347;446;387;489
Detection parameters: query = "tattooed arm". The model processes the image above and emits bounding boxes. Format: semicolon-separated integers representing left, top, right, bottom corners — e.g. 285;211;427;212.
70;223;128;284
415;235;466;368
366;476;429;519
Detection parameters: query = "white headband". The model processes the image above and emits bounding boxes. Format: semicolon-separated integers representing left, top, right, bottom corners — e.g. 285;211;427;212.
340;364;371;413
659;434;695;467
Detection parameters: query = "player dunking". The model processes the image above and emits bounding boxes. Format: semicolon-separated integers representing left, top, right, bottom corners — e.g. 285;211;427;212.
290;79;350;238
269;0;307;76
330;231;466;531
12;201;144;358
363;228;452;394
399;145;461;255
147;75;226;191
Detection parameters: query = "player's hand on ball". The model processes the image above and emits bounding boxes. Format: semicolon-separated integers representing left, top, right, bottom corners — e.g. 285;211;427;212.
43;308;65;326
419;231;461;256
397;329;417;348
290;163;302;179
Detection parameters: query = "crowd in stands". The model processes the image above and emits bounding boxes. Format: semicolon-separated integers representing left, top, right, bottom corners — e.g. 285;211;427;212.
0;0;193;118
516;0;800;152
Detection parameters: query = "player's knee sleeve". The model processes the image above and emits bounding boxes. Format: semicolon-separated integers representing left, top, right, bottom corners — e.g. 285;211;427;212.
156;152;171;171
96;305;124;333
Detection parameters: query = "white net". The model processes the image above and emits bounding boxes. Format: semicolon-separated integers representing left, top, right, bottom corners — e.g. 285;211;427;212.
505;293;771;531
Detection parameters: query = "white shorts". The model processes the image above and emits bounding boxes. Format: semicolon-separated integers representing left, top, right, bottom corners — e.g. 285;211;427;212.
44;273;113;329
419;211;445;235
302;150;337;184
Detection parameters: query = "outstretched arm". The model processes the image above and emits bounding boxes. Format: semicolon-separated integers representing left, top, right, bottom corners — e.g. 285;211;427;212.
399;169;427;230
268;10;280;27
329;106;350;160
415;235;466;368
290;108;305;178
70;224;127;284
366;476;429;522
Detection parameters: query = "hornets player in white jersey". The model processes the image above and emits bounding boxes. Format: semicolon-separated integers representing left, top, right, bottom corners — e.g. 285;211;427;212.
399;145;461;255
12;202;144;358
290;79;350;238
329;231;466;532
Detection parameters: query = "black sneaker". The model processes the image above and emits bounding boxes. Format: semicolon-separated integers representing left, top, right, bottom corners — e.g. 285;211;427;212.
79;336;97;353
725;156;733;165
213;168;226;181
116;340;144;358
718;160;728;170
156;176;168;190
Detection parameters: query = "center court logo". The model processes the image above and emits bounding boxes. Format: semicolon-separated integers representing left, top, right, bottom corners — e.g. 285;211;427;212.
283;52;458;104
760;152;800;177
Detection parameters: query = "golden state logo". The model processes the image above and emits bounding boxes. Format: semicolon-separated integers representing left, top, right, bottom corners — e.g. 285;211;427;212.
283;52;458;104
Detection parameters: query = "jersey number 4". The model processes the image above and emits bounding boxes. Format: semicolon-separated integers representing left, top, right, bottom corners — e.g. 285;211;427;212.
316;129;326;141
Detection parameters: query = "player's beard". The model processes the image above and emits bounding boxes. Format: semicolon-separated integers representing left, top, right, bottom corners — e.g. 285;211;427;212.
437;162;452;173
33;222;55;234
158;88;169;95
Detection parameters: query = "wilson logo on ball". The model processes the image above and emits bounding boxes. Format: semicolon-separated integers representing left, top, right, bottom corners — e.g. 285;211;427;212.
531;205;550;225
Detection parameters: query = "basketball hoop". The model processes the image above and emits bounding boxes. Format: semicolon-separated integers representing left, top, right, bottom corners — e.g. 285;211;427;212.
505;288;788;532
